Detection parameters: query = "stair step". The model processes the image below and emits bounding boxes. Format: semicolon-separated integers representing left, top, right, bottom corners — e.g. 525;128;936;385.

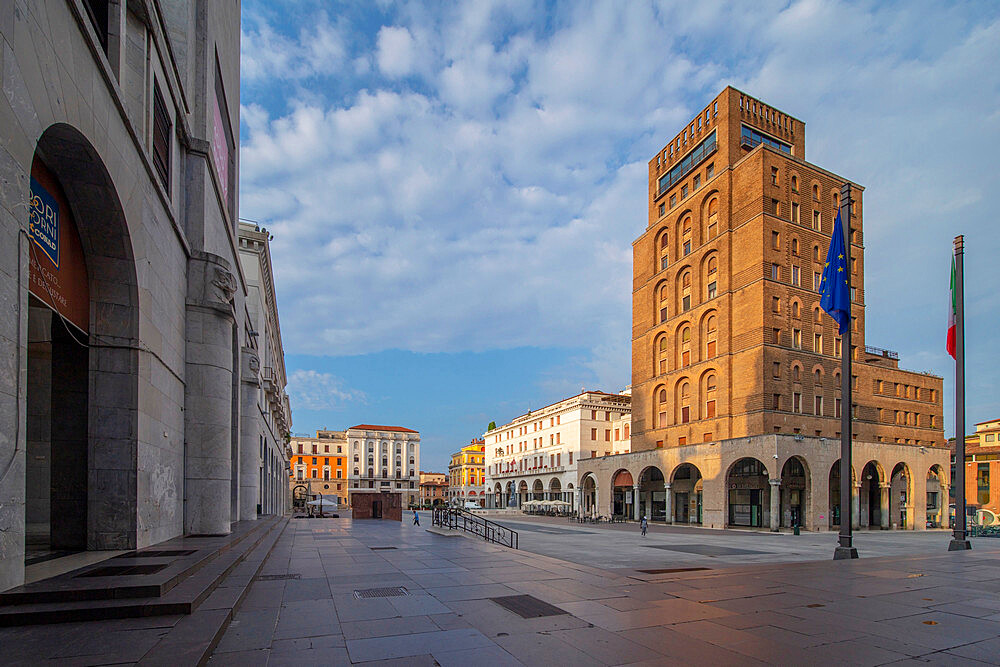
0;517;283;626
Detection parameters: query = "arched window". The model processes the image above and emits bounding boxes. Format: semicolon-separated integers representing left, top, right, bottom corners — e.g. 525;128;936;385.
707;198;719;240
367;467;374;477
814;369;822;384
656;388;668;428
791;175;798;192
814;306;821;322
679;325;692;367
707;256;717;275
679;381;691;423
658;283;669;323
792;365;801;382
791;237;799;255
813;245;821;262
813;184;819;200
705;373;717;418
792;301;800;318
354;467;360;476
657;336;669;374
658;231;669;271
705;314;718;358
683;217;692;234
682;271;691;288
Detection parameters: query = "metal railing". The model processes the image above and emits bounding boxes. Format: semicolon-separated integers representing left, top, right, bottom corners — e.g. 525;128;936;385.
432;507;518;549
864;345;899;360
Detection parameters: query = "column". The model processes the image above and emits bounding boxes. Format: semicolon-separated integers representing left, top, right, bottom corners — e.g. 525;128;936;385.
239;348;261;520
576;488;583;515
664;483;672;524
939;484;949;528
633;484;641;520
184;253;238;535
880;483;890;529
769;479;780;531
851;483;861;530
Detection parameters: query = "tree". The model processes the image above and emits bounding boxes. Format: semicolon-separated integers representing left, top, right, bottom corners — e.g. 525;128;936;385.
487;421;496;431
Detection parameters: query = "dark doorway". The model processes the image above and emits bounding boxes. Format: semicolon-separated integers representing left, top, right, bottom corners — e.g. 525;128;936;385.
729;489;762;527
26;297;89;558
676;492;689;522
372;501;382;519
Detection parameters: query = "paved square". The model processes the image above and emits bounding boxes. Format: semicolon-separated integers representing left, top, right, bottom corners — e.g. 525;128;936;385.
201;515;1000;665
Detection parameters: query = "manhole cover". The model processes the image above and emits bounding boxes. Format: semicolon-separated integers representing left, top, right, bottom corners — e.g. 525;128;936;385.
256;573;302;581
77;564;168;577
637;567;712;574
489;595;568;619
806;603;825;608
370;547;397;550
354;587;409;599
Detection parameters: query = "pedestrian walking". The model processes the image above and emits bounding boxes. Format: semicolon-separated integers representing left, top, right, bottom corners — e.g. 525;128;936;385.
413;510;420;526
640;515;648;536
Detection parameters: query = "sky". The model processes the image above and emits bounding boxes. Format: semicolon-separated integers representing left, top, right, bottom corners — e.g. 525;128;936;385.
239;0;1000;473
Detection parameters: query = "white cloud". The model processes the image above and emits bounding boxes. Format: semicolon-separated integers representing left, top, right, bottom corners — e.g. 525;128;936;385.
243;1;1000;428
241;13;345;81
286;370;366;411
375;26;420;77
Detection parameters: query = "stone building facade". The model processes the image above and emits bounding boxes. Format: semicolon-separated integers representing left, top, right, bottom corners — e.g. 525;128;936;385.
238;222;292;519
289;430;349;508
483;390;631;511
576;87;948;531
0;1;289;591
347;425;420;508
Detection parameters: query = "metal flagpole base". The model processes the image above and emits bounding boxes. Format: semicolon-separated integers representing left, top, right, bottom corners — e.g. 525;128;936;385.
833;546;859;560
948;539;972;551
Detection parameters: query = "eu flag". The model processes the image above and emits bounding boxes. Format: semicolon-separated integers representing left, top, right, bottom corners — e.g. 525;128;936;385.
819;209;850;334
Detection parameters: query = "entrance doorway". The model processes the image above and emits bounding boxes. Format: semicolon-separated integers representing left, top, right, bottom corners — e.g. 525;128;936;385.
728;489;762;527
25;298;89;561
372;501;383;519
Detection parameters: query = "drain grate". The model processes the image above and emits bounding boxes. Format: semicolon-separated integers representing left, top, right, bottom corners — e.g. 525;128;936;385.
77;564;168;577
116;549;197;558
637;567;712;574
354;586;409;599
489;595;568;619
256;573;302;581
370;546;397;551
806;603;825;608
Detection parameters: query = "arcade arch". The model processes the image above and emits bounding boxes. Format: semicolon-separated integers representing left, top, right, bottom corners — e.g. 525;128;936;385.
670;463;703;524
726;457;770;528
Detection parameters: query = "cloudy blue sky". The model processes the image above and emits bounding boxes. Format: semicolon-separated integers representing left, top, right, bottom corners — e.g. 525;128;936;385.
240;0;1000;472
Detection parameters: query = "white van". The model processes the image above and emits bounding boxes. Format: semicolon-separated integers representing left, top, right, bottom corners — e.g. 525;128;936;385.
463;501;480;510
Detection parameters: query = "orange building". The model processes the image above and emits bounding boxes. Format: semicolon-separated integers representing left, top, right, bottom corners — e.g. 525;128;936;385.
951;419;1000;526
289;430;349;507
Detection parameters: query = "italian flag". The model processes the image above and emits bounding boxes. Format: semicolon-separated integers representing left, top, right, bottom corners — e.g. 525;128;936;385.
946;257;957;359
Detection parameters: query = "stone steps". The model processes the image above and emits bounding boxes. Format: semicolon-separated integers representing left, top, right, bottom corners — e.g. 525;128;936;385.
0;516;285;626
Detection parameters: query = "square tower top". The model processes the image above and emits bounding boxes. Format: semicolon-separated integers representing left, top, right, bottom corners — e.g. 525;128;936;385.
648;87;805;202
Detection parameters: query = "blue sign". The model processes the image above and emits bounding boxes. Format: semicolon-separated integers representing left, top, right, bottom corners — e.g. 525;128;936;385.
29;177;59;268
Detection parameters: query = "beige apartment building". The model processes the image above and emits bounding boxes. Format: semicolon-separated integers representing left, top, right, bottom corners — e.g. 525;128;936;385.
484;391;631;511
578;87;948;531
347;425;421;508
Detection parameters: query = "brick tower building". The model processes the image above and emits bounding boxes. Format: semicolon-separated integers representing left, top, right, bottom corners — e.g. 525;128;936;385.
631;87;943;450
576;88;948;533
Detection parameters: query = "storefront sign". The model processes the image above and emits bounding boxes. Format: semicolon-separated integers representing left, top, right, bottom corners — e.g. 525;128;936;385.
28;158;89;333
29;177;59;267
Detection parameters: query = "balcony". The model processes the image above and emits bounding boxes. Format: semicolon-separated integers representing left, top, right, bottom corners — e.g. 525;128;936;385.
490;465;567;480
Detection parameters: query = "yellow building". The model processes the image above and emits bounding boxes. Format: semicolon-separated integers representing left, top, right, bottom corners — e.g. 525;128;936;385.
448;440;486;507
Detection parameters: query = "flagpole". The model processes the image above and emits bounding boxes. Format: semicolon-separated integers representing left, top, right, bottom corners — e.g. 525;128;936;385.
949;235;971;551
834;183;858;560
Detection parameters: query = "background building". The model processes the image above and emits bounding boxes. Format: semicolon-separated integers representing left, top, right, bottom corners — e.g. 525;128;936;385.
1;1;292;591
578;88;947;531
951;419;1000;525
484;391;632;511
347;425;420;508
419;471;449;507
448;440;486;506
238;222;292;519
289;431;348;508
